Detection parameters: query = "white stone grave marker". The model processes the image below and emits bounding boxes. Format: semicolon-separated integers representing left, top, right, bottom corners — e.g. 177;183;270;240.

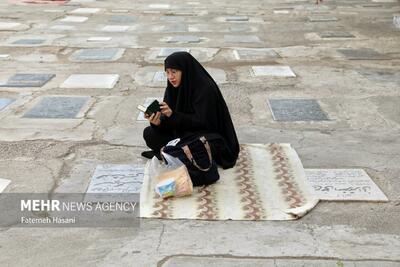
87;36;112;42
251;66;296;77
84;164;144;202
101;25;130;32
71;8;100;14
0;178;11;193
60;16;89;23
305;169;388;201
60;74;119;89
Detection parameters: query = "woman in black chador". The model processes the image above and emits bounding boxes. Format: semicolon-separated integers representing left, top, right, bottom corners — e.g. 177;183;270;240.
142;52;240;169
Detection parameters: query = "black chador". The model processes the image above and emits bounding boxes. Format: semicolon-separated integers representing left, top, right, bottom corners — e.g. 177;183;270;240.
143;52;240;169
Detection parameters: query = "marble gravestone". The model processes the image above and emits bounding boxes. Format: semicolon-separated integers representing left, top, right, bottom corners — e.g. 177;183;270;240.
51;25;76;31
23;96;89;119
337;48;390;60
71;8;100;14
60;74;119;89
0;73;55;87
308;15;338;22
0;98;15;111
228;25;251;32
305;169;388;201
319;31;355;38
161;16;185;22
12;39;45;45
0;22;23;30
268;99;329;121
166;35;200;43
101;25;130;32
225;16;249;22
84;164;144;202
251;66;295;77
153;71;167;82
60;16;89;23
0;178;11;193
109;15;136;23
234;49;280;60
224;35;261;43
162;24;188;32
393;15;400;29
69;48;125;61
87;37;112;42
157;48;190;58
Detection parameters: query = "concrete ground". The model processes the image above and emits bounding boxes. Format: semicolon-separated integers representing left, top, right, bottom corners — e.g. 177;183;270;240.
0;0;399;266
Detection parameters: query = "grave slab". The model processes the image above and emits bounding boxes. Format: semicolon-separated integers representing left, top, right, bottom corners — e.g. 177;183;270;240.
12;39;45;45
15;53;58;62
149;4;170;9
59;16;89;23
234;48;280;60
69;48;125;61
109;15;136;23
87;36;112;42
268;99;329;121
337;48;390;60
153;71;167;82
101;25;130;32
274;10;290;14
162;24;188;32
23;96;90;119
71;8;100;14
111;9;129;13
84;164;144;202
0;54;10;60
50;25;76;31
225;15;249;21
0;178;11;193
308;15;338;22
228;25;252;32
0;22;22;31
160;16;185;22
393;15;400;28
0;74;55;87
224;35;261;43
357;68;400;83
319;31;355;38
251;66;296;77
0;98;15;111
60;74;119;89
157;48;190;58
305;169;388;201
166;35;201;43
44;9;65;13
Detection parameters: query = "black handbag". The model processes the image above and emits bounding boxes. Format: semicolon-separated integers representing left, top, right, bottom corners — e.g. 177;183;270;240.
161;135;219;186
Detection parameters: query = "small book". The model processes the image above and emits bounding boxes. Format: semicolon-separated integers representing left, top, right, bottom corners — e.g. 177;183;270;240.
137;100;161;116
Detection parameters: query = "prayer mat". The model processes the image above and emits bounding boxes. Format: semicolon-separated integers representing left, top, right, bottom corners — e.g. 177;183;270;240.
140;144;318;220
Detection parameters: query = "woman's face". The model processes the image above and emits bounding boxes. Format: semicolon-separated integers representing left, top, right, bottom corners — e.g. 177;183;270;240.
165;68;182;88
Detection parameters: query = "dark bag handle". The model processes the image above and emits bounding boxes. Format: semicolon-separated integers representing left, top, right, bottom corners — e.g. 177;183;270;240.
181;136;213;171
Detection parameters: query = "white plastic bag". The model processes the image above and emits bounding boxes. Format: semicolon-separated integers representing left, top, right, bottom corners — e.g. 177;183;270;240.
149;153;193;199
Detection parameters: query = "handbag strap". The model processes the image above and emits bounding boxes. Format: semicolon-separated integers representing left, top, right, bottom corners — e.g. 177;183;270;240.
182;136;213;171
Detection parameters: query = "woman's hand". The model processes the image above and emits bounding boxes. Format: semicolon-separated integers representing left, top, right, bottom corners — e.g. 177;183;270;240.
145;112;161;126
160;102;173;117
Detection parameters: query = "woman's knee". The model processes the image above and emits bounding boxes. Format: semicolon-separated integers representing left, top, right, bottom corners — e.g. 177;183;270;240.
143;126;153;142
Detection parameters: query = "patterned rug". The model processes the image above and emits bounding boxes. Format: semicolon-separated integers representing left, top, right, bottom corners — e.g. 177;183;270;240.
140;144;319;220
